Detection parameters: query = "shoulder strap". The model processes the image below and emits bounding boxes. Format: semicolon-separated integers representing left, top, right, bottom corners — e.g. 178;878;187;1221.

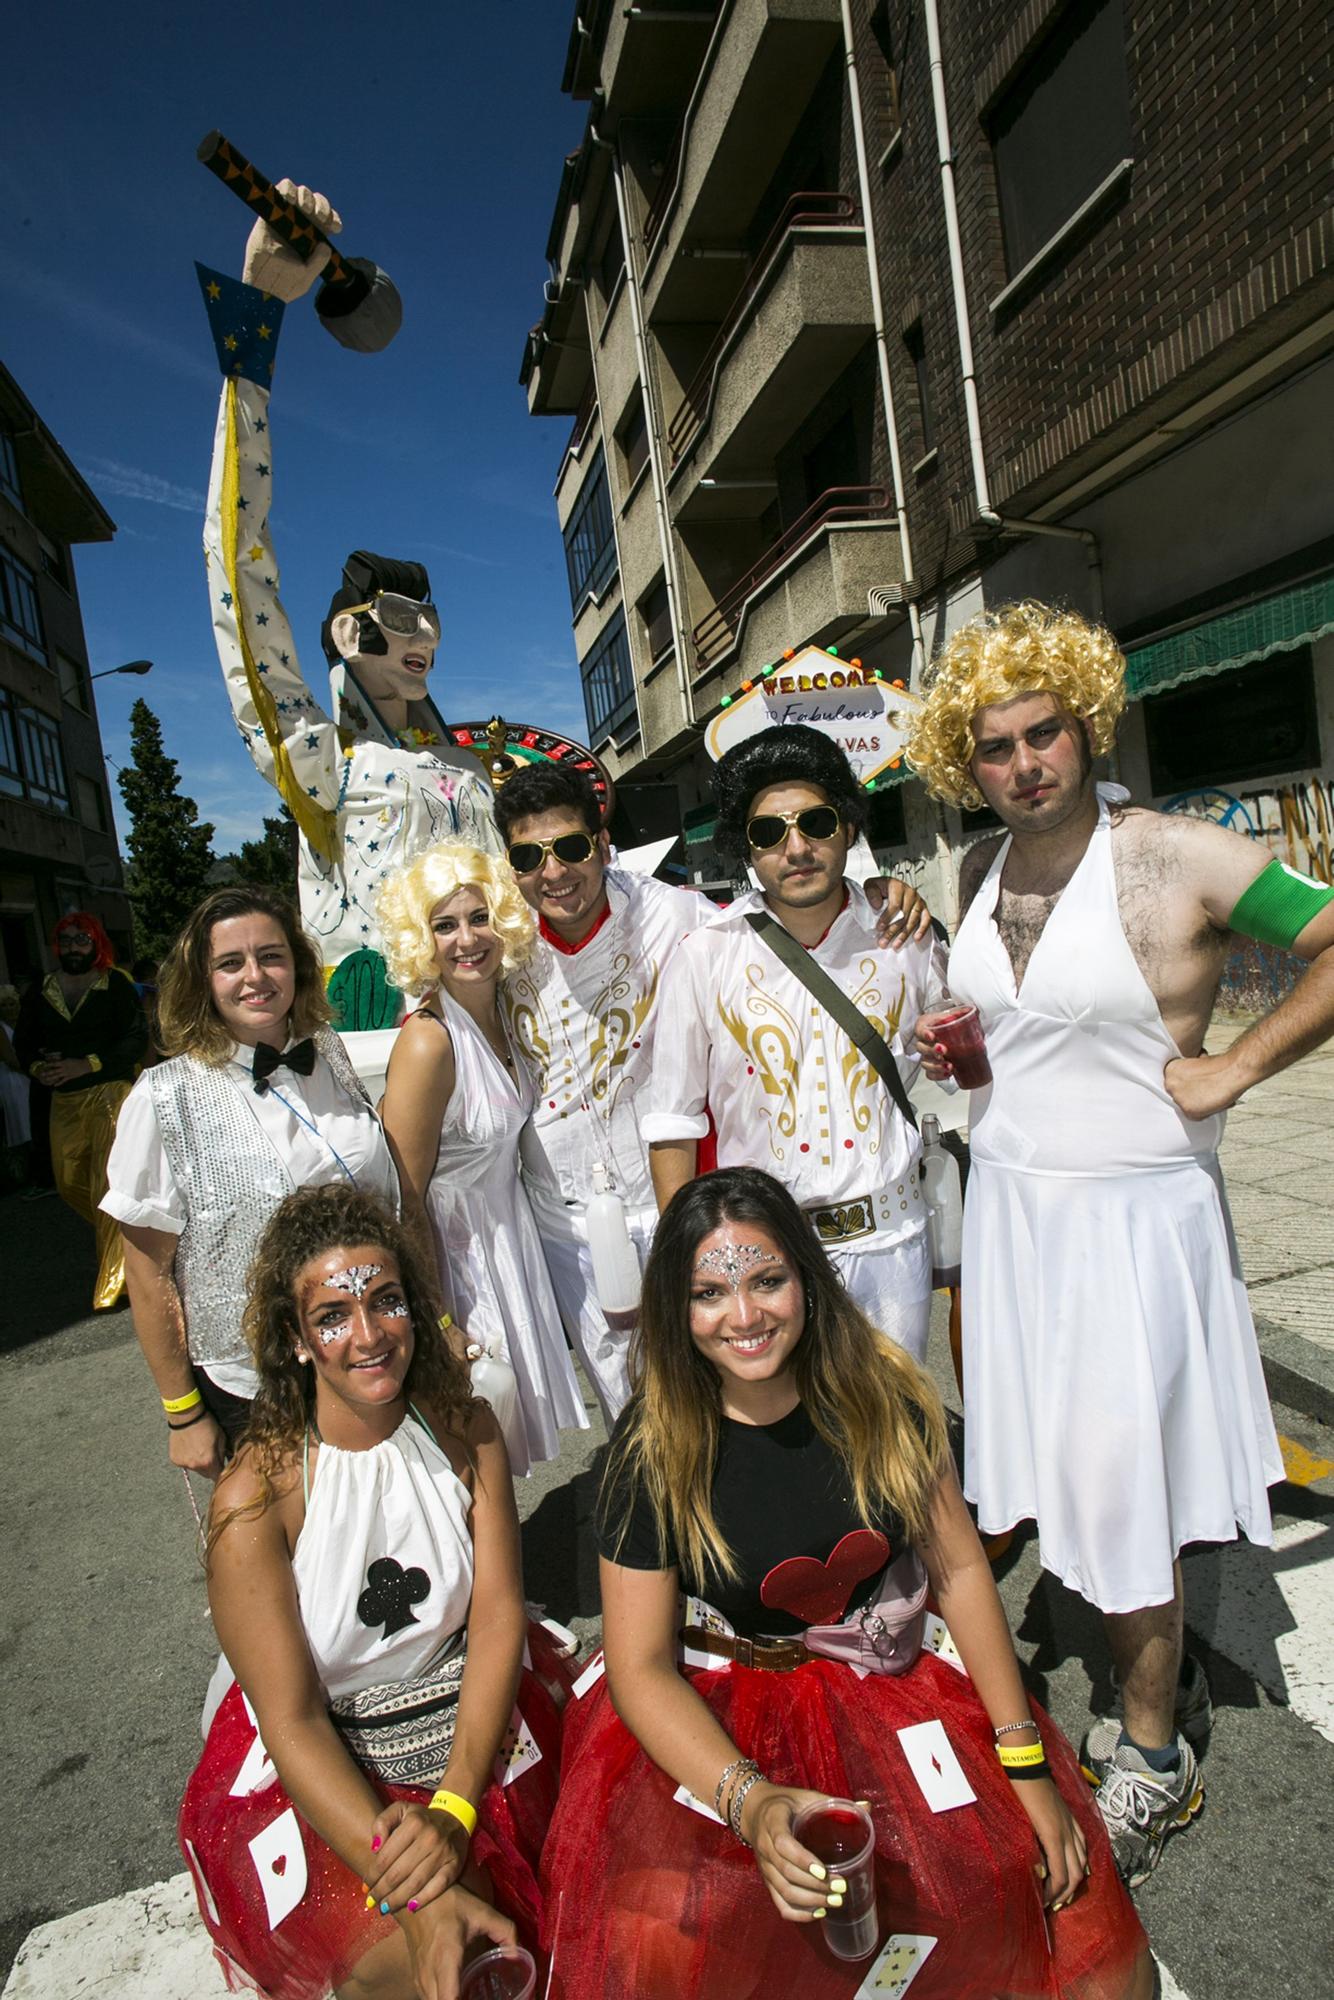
744;910;917;1132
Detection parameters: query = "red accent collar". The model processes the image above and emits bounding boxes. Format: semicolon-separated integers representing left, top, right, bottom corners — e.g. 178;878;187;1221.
810;886;850;949
540;896;613;955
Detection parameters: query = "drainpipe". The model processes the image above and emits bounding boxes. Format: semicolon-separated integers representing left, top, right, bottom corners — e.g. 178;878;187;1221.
840;0;925;688
923;0;1106;629
592;124;696;728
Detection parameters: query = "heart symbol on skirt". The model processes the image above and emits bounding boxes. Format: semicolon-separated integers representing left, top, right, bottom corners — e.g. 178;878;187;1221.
271;1855;287;1876
759;1529;890;1625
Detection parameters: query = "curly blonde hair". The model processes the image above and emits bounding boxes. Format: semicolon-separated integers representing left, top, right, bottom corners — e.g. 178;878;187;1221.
376;840;536;997
907;601;1127;809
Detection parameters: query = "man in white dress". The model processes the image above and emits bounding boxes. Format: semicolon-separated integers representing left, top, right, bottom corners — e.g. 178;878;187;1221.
908;600;1334;1883
644;727;944;1360
496;762;933;1418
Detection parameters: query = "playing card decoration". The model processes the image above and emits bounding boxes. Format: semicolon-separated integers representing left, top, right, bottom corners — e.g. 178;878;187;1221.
494;1707;543;1788
854;1933;938;1996
896;1721;978;1813
247;1807;308;1930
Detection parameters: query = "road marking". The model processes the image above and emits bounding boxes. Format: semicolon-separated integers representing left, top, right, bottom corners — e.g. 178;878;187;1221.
1156;1963;1192;1998
1;1873;219;1999
1278;1434;1334;1486
1188;1516;1334;1746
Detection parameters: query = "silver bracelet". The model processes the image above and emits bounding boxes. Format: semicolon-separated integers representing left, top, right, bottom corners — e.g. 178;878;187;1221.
729;1767;766;1845
993;1719;1039;1739
714;1756;757;1819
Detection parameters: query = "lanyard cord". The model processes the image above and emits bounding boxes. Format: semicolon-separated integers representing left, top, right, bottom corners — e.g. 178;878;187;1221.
265;1081;362;1187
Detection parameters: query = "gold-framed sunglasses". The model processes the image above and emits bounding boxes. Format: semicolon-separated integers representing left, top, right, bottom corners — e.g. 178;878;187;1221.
506;831;599;874
342;591;441;642
746;804;842;851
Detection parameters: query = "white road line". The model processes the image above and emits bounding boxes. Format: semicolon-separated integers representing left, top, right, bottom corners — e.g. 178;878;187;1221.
1;1873;222;1999
1156;1962;1192;1998
1187;1516;1334;1746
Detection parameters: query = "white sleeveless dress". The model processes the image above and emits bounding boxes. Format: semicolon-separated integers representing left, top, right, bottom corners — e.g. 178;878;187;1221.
422;990;587;1476
947;785;1282;1612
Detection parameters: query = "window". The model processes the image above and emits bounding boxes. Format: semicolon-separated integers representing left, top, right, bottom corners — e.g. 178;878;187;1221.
904;325;934;457
865;785;906;849
641;577;674;665
597;226;625;311
0;429;21;510
869;1;902;144
563;449;618;614
617;391;650;486
0;690;23;797
0;547;47;663
17;704;69;809
582;611;637;742
58;651;90;713
38;532;71;594
1144;647;1318;797
78;774;107;831
990;0;1132;279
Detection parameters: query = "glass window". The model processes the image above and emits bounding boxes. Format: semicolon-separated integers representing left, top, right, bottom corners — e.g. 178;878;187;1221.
618;392;650;485
17;705;69;810
0;429;21;510
582;610;637;742
0;547;48;663
563;449;618;614
1144;647;1318;797
0;690;24;797
641;576;673;663
78;774;107;830
990;0;1132;277
904;325;934;456
58;651;91;712
38;532;71;594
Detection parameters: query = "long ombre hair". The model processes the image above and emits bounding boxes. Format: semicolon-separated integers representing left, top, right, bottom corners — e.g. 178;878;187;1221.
206;1186;474;1567
157;886;331;1065
604;1168;948;1589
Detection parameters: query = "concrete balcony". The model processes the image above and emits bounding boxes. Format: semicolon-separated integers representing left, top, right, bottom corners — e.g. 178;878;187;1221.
579;0;719;116
640;0;843;307
669;233;872;501
689;488;903;676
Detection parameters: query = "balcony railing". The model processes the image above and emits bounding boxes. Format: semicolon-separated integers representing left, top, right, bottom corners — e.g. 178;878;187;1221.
643;125;686;251
692;484;892;669
667;191;859;464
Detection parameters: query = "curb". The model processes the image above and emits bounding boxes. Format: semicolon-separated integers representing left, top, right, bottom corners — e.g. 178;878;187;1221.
1256;1317;1334;1431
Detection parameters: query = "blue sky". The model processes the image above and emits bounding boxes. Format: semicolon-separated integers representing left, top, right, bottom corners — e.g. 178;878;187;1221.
2;1;587;851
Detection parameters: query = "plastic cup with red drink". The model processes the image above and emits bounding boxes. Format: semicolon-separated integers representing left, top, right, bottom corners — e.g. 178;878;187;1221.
931;1004;992;1089
792;1798;879;1961
459;1944;537;2000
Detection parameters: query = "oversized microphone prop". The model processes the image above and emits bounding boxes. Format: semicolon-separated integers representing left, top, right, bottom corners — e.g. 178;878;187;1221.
197;131;403;352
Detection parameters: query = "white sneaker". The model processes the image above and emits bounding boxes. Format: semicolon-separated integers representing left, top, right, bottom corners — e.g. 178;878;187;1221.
1094;1734;1204;1885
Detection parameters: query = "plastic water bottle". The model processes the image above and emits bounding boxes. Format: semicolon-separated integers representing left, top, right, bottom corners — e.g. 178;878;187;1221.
587;1162;642;1331
920;1113;962;1288
466;1341;521;1461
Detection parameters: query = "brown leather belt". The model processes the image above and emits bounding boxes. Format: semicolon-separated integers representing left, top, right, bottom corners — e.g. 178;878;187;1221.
680;1626;811;1673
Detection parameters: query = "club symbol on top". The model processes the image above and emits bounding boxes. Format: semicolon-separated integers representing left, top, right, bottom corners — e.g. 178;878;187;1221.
357;1557;430;1640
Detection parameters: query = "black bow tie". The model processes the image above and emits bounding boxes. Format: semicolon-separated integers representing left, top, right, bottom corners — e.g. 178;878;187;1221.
252;1038;317;1093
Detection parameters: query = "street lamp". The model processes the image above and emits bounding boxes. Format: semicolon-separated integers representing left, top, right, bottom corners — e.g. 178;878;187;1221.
88;659;153;684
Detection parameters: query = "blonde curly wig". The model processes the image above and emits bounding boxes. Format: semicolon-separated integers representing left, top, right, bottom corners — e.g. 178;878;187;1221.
907;601;1127;809
376;840;536;996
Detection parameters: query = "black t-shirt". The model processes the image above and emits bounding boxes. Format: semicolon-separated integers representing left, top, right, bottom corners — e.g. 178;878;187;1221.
596;1399;909;1638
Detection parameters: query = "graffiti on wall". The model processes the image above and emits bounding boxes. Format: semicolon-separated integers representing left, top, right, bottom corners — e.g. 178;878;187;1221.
1163;776;1334;1011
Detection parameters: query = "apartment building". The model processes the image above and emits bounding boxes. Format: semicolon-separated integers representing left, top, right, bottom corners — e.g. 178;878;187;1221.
0;363;127;984
521;0;1334;950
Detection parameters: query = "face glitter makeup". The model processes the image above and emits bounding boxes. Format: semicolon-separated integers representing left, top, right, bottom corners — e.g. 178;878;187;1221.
318;1315;353;1347
324;1263;384;1299
693;1242;782;1291
379;1299;410;1320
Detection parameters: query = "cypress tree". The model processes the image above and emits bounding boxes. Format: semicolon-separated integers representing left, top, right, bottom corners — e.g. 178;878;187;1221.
117;698;215;960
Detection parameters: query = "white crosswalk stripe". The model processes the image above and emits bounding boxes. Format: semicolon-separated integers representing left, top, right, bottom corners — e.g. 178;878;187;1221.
1186;1516;1334;1746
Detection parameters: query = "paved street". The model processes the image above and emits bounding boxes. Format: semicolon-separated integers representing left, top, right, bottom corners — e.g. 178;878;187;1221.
3;1027;1333;1997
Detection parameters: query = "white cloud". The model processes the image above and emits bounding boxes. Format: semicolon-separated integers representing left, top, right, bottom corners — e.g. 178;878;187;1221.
81;455;206;515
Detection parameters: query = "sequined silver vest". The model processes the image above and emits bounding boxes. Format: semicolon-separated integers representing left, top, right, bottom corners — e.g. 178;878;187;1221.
148;1031;371;1368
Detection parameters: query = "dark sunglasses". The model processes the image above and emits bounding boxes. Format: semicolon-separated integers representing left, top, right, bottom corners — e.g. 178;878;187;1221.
506;832;598;874
746;805;842;851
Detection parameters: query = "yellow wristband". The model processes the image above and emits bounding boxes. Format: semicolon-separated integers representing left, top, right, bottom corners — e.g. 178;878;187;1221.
997;1741;1048;1769
161;1388;203;1415
439;1313;453;1331
427;1789;477;1837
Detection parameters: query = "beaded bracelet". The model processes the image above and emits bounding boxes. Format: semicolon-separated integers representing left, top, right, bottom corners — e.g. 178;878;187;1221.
993;1719;1038;1740
162;1387;203;1415
427;1789;477;1838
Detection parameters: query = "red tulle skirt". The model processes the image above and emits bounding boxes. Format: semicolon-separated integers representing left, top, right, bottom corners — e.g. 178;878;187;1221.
541;1651;1148;2000
180;1624;574;2000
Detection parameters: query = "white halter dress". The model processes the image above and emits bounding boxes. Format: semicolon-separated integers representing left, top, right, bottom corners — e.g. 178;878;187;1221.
947;786;1282;1612
422;989;587;1476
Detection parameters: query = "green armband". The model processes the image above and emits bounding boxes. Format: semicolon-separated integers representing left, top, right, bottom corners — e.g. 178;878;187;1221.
1227;858;1334;948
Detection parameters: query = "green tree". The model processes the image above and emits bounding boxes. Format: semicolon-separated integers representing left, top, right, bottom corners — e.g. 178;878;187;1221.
117;698;216;961
216;808;298;894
